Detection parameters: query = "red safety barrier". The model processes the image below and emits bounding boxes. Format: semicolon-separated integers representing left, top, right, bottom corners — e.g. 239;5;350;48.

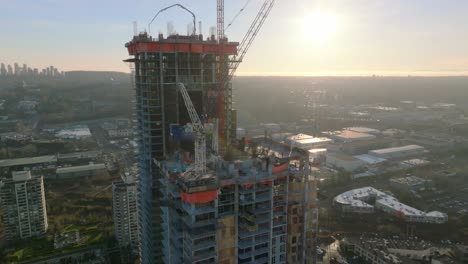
181;190;218;204
272;163;288;173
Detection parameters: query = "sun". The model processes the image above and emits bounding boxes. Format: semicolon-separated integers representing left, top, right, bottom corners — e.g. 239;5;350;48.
302;11;340;43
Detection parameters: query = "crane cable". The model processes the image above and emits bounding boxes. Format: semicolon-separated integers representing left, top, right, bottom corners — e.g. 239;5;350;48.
225;0;252;31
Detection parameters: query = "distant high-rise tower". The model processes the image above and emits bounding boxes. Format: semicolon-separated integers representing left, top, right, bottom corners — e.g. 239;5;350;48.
125;32;237;263
0;171;48;241
0;63;6;76
14;63;20;75
112;173;139;253
7;64;13;75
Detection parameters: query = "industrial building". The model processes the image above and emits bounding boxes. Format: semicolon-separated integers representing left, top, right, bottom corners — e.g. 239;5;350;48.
353;154;387;169
344;127;381;135
285;133;332;150
0;171;48;241
56;163;106;179
113;173;139;253
0;155;57;175
0;151;103;176
322;130;376;142
369;145;426;160
327;138;392;155
325;153;365;172
334;187;447;224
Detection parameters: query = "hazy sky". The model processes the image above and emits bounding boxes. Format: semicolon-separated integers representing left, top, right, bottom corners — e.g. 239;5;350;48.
1;0;467;76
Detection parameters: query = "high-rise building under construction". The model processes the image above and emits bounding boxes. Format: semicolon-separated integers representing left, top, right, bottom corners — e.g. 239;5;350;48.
125;3;317;264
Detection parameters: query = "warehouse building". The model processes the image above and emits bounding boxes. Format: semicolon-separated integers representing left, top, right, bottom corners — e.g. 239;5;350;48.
286;133;332;150
56;163;106;179
327;138;392;155
326;153;365;172
369;145;426;160
323;130;376;143
344;127;381;135
0;155;57;176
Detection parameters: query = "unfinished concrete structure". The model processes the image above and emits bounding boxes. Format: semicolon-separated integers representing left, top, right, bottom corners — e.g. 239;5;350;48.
158;146;318;264
125;2;317;263
125;32;238;263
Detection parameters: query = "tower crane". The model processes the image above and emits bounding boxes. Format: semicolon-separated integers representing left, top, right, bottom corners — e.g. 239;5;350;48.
227;0;275;81
216;0;275;147
177;83;206;175
175;1;276;177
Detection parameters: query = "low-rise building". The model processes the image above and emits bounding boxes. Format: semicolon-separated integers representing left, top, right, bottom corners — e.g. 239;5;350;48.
286;133;332;149
354;154;387;169
344;126;381;135
0;155;57;176
326;153;365;172
56;163;106;179
328;138;392;155
323;130;376;142
369;145;426;160
334;187;447;223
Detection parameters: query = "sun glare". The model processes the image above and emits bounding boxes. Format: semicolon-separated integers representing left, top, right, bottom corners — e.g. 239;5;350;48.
302;11;340;44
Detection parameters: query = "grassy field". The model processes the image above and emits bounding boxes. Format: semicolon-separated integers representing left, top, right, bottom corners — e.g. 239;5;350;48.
1;173;116;263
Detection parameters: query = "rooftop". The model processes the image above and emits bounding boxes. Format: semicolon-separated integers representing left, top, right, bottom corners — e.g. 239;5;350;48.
327;152;361;162
57;150;101;160
345;127;381;134
0;155;57;168
323;130;376;141
56;163;106;174
334;186;447;220
354;154;387;164
12;170;32;181
370;145;425;155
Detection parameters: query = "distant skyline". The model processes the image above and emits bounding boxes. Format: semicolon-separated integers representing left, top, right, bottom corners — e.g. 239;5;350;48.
1;0;468;76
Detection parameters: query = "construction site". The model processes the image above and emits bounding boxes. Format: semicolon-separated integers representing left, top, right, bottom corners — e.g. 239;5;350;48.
124;1;319;263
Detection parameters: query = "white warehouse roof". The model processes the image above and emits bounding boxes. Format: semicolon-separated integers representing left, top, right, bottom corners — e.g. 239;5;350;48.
370;145;424;155
345;127;381;135
353;154;387;165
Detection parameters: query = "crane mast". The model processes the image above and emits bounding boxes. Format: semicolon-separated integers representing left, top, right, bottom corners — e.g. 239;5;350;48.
177;83;206;175
215;0;275;150
228;0;275;81
175;1;275;176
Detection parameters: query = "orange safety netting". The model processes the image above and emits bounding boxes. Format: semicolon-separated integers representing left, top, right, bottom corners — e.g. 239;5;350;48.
181;190;218;204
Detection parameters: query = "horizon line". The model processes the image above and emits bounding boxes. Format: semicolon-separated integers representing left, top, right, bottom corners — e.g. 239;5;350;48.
63;69;468;78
